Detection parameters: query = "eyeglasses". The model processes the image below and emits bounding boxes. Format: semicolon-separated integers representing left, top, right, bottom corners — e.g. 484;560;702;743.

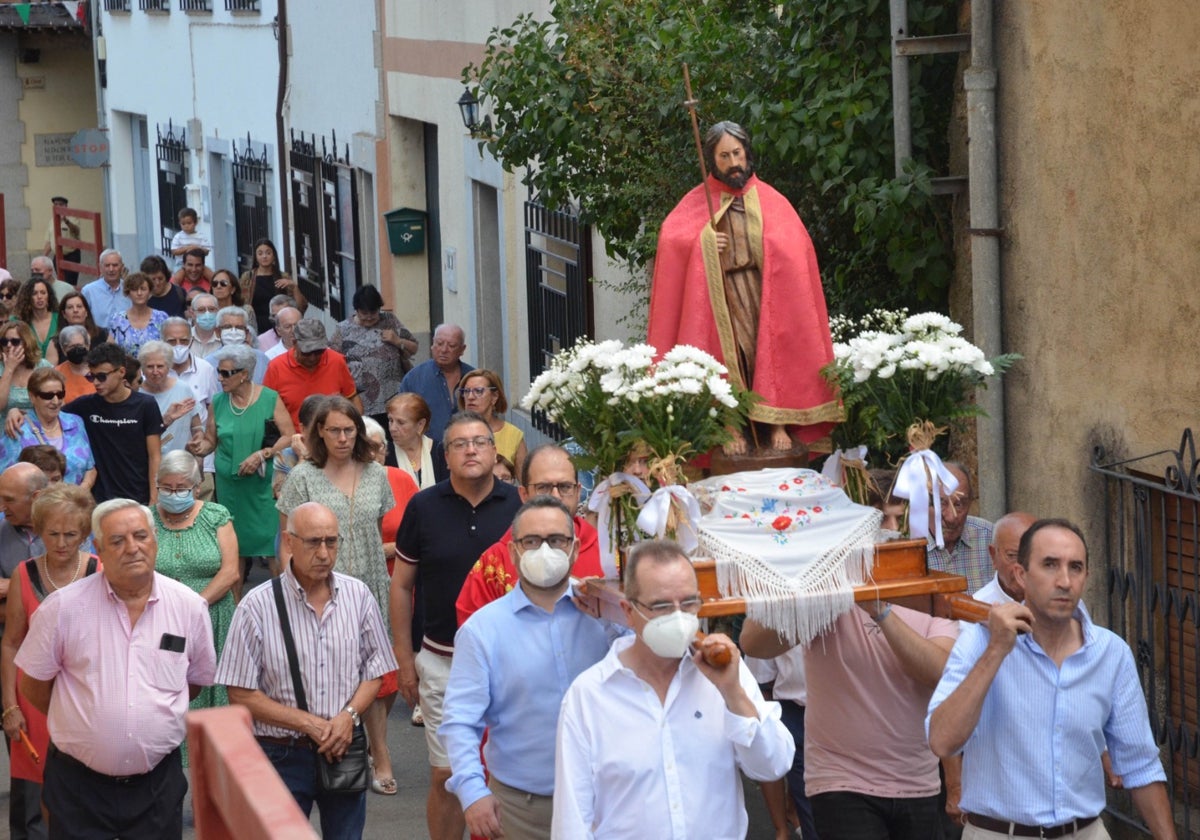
212;281;232;288
2;338;22;347
163;336;190;346
323;427;357;438
514;533;575;552
447;436;495;452
527;481;579;496
457;386;496;398
0;293;12;300
288;533;341;551
217;368;245;379
33;390;65;401
629;597;704;619
84;370;115;383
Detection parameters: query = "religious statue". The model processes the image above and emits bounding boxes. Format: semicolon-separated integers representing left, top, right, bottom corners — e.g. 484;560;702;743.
647;120;842;455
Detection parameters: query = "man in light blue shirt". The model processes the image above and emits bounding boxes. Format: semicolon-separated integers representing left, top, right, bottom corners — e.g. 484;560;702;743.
397;323;473;441
441;496;613;840
928;518;1176;840
81;248;130;329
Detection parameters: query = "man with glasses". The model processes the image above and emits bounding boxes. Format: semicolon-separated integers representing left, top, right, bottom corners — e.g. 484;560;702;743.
456;443;602;625
218;501;396;838
189;293;222;358
265;305;301;361
553;539;794;839
391;410;521;840
259;295;298;354
80;249;130;330
441;496;613;840
264;319;360;428
975;511;1035;605
926;462;995;593
397;323;474;441
61;342;163;504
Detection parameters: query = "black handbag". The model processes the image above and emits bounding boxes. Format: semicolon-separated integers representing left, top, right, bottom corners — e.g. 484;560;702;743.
262;418;282;450
272;577;369;794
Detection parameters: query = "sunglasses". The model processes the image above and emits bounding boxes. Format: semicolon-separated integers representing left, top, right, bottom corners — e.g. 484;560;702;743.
217;368;245;379
34;390;65;401
84;371;115;383
0;293;12;300
2;337;22;347
212;281;232;288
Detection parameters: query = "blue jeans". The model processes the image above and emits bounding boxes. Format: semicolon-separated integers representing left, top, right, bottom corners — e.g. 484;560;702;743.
259;742;366;840
779;700;819;840
810;790;943;840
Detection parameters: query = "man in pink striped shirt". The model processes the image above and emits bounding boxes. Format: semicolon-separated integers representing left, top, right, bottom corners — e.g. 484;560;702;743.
17;498;216;839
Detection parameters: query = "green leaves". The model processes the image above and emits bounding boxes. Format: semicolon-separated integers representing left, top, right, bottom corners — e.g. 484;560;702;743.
465;0;956;322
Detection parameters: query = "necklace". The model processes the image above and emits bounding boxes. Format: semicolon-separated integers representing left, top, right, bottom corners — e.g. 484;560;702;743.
40;553;82;592
229;385;255;416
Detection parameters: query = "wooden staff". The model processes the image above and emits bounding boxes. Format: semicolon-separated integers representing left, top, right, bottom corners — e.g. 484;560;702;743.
682;63;716;228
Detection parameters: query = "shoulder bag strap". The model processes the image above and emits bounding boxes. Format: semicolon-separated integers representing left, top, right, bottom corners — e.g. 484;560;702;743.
272;576;308;712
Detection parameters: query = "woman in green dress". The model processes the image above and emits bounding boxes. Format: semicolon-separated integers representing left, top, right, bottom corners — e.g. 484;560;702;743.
193;344;294;584
151;450;240;710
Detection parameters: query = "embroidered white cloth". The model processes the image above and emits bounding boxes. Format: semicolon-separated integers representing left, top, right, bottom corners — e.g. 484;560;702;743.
693;468;881;646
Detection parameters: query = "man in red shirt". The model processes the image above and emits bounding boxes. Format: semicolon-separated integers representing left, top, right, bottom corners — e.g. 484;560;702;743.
456;444;602;625
264;320;361;428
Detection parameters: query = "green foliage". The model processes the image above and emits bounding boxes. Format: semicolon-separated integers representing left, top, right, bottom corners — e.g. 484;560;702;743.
466;0;957;321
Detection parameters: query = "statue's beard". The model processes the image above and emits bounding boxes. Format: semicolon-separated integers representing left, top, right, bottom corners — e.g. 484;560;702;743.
715;164;753;190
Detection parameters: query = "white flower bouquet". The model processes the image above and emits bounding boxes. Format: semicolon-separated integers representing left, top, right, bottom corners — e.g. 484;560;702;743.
822;310;1020;466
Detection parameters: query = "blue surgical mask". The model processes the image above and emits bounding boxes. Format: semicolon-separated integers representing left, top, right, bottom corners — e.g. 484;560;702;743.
158;490;194;514
195;312;218;331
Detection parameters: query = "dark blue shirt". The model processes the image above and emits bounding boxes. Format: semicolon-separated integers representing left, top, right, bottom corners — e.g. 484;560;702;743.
398;359;475;442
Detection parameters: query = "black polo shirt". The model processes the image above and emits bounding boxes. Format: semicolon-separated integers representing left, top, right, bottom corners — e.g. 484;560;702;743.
396;478;521;646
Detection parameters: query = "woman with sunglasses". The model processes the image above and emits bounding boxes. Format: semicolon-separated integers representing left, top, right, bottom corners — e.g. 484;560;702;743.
0;367;95;488
108;272;167;355
238;238;305;330
191;344;293;581
276;397;395;793
456;368;527;482
0;278;20;321
55;291;109;352
15;277;59;364
0;322;54;414
211;268;258;333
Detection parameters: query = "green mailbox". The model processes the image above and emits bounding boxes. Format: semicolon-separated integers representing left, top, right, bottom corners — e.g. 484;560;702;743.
384;207;427;255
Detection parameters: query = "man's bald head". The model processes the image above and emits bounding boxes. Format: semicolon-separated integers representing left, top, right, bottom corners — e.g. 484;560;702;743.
989;511;1036;600
0;463;50;528
287;501;338;534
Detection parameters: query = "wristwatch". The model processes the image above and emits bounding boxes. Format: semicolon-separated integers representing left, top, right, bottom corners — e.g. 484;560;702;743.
342;704;360;726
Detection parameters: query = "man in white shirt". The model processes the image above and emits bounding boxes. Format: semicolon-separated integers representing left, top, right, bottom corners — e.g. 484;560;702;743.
552;539;794;839
265;306;300;360
973;512;1035;605
162;317;218;501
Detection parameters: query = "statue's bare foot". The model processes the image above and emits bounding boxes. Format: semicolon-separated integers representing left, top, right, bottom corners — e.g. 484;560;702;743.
769;425;793;452
723;428;749;456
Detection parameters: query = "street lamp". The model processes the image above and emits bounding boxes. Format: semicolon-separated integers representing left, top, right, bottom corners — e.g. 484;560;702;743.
456;88;491;137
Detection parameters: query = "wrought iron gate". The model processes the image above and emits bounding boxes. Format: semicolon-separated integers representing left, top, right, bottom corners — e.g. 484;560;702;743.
155;121;189;258
231;135;271;276
1092;429;1200;836
524;197;593;437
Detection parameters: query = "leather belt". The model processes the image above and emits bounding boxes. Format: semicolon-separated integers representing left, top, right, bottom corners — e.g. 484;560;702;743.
967;814;1099;838
256;734;317;751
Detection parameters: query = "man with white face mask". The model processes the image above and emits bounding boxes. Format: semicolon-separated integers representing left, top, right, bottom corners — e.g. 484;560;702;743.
440;496;612;840
553;540;794;839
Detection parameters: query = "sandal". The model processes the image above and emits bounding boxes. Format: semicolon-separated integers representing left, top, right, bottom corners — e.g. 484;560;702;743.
371;776;398;796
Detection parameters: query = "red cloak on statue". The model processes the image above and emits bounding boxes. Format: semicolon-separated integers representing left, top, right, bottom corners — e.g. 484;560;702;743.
647;174;841;443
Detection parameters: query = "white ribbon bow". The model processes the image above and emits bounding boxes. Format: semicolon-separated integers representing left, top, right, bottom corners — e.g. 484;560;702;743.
890;450;959;548
821;446;869;485
587;472;651;577
636;485;702;554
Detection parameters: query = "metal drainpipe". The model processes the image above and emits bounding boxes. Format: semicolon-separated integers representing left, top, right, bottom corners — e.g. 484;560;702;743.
965;0;1006;519
889;0;912;174
275;0;292;271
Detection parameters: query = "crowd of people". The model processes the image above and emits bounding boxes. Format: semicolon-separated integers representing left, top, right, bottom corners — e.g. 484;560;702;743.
0;238;1176;840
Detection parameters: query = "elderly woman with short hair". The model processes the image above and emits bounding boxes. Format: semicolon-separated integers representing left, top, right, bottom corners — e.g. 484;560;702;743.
0;367;95;488
139;341;201;455
152;450;239;709
211;306;268;383
191;344;293;580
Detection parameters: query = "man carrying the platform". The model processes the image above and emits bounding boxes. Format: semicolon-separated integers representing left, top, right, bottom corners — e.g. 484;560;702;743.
926;462;994;593
442;496;613;840
455;443;602;625
553;539;794;838
928;518;1176;840
648;120;841;454
742;595;958;839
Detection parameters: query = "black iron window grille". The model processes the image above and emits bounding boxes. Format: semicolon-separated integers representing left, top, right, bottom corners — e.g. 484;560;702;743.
103;0;131;10
231;134;272;278
524;194;593;438
155;121;189;258
139;0;169;10
225;0;259;10
179;0;210;10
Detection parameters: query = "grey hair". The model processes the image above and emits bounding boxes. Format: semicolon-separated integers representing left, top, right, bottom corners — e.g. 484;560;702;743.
362;415;386;443
209;343;257;372
269;294;297;310
58;324;89;347
192;293;218;309
98;248;123;264
30;255;56;277
217;306;258;348
702;121;753;174
161;316;191;335
158;450;201;485
92;498;153;545
138;340;171;364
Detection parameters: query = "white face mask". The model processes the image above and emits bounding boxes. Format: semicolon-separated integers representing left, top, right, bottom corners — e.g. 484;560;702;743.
171;345;190;365
518;543;572;589
220;328;246;346
639;609;700;659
